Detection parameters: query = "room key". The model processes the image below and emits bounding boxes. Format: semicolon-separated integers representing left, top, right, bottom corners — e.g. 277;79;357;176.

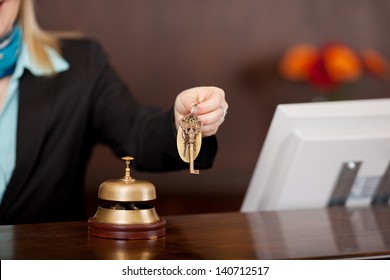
177;107;202;174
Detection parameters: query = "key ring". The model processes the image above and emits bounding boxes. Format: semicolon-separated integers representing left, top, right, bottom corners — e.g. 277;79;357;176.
220;106;228;121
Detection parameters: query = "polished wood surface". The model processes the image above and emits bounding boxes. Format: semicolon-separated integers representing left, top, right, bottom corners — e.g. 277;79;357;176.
1;206;390;260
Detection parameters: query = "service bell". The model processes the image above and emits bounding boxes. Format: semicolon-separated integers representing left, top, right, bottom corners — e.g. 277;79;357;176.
88;156;166;240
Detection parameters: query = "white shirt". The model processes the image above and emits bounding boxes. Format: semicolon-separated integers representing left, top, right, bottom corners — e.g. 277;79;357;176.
0;42;69;203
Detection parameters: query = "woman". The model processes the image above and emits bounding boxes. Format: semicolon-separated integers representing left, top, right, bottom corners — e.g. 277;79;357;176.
0;0;228;224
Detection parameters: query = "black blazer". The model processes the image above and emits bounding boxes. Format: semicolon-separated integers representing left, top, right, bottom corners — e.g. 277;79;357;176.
0;39;217;225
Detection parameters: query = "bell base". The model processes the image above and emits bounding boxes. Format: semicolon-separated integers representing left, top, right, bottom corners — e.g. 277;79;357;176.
88;217;166;240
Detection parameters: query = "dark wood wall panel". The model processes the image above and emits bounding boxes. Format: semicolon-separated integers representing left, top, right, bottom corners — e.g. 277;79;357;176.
35;0;390;215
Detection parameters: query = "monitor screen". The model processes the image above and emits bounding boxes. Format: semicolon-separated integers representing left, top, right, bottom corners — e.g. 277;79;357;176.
241;98;390;212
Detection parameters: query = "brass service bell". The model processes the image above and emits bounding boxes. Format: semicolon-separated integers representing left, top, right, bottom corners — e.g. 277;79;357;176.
88;156;166;240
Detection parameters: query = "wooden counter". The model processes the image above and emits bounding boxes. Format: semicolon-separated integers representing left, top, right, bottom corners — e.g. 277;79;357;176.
1;206;389;259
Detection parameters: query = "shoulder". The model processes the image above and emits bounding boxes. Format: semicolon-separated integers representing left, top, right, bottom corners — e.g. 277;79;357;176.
60;37;102;51
59;37;108;62
58;37;110;74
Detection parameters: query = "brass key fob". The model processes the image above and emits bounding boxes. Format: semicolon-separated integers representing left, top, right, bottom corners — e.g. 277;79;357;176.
177;108;202;174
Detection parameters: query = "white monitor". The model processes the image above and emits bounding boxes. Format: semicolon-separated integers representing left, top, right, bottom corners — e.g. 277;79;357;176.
241;98;390;212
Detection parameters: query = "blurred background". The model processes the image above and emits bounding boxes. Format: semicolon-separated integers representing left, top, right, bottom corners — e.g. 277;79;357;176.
35;0;390;217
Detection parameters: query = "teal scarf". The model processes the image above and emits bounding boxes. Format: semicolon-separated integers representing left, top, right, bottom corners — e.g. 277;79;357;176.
0;25;22;78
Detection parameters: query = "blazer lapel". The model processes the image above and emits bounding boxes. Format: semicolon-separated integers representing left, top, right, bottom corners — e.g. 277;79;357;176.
1;71;55;212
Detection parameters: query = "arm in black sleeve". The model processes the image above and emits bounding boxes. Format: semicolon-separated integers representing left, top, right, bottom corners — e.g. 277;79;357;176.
86;41;217;171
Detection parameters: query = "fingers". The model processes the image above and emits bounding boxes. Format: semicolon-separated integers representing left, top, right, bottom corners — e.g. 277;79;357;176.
196;105;226;126
195;87;226;114
174;86;228;136
219;105;228;122
201;119;224;137
196;106;227;136
195;88;227;136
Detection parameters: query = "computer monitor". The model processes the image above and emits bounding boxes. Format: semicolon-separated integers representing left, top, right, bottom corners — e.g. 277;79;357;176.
241;98;390;212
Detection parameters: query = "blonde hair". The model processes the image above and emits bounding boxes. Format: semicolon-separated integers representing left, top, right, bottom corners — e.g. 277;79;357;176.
18;0;62;75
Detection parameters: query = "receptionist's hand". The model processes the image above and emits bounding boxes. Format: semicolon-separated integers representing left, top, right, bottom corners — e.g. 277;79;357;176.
174;86;228;137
